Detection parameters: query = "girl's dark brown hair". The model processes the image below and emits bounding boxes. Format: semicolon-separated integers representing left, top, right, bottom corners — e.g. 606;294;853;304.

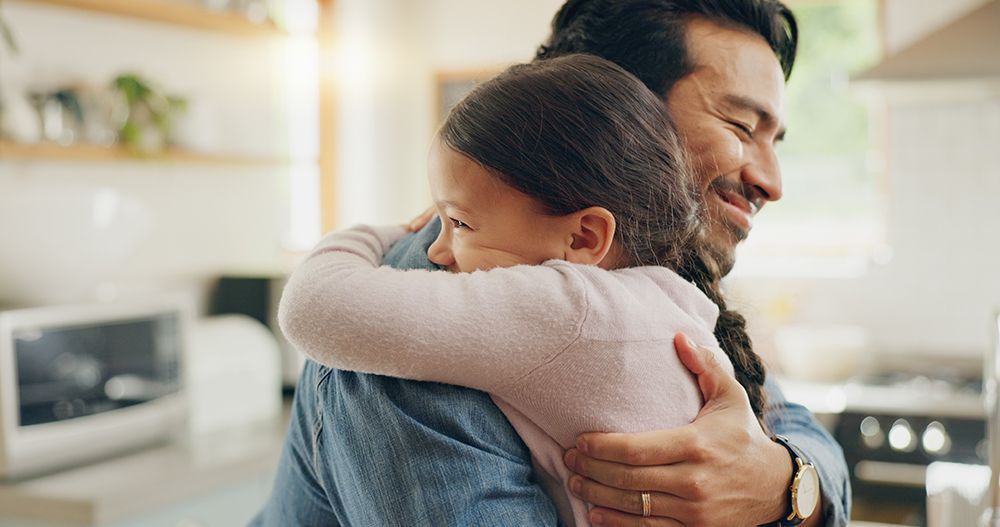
439;54;767;417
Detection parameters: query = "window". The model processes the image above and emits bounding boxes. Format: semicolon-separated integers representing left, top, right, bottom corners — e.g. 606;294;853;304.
733;0;885;277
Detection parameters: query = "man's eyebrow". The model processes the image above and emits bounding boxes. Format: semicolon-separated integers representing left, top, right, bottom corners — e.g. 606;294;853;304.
722;94;787;141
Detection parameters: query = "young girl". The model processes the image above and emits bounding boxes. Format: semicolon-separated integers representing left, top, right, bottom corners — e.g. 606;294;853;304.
279;54;766;526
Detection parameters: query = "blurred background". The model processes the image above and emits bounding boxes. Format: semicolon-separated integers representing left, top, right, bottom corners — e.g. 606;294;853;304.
0;0;997;525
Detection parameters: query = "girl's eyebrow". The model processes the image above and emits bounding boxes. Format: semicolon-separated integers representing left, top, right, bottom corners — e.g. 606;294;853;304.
435;200;473;215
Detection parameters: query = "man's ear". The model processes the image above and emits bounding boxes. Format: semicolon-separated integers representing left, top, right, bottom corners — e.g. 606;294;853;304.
563;207;617;266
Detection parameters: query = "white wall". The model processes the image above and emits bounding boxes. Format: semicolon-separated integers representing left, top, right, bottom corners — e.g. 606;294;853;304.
0;1;297;305
332;0;563;226
882;0;988;54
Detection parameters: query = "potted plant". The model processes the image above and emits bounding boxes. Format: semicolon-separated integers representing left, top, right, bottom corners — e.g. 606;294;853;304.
113;73;188;154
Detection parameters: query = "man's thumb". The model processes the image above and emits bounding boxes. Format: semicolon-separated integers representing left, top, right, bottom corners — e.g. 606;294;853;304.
674;333;734;403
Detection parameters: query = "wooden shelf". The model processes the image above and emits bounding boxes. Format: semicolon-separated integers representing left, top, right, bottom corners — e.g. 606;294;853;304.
21;0;286;37
0;140;290;166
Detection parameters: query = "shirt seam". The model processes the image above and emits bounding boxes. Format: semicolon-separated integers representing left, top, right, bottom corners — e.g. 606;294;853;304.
497;263;591;393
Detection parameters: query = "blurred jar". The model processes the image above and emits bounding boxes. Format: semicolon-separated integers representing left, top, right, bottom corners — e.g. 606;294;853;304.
78;85;129;147
30;89;83;146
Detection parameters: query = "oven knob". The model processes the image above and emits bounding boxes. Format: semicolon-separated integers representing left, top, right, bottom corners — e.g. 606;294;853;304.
859;416;884;449
921;421;951;456
888;419;917;453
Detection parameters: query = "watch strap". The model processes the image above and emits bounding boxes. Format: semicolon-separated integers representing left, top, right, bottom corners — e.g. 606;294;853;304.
772;434;815;527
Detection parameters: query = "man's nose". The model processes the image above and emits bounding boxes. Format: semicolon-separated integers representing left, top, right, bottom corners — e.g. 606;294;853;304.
743;144;783;204
427;234;454;267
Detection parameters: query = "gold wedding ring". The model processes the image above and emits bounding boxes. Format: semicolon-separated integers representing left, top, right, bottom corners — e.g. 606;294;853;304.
641;491;652;517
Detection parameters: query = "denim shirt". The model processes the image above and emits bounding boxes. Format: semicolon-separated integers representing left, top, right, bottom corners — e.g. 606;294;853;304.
254;217;850;526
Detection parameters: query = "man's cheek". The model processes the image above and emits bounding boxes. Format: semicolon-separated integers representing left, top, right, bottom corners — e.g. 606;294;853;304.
690;134;744;183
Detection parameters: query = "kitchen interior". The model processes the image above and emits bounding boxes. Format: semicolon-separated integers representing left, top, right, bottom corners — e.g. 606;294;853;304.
0;0;997;526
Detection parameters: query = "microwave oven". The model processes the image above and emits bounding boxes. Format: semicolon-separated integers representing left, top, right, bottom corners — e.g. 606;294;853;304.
0;297;190;479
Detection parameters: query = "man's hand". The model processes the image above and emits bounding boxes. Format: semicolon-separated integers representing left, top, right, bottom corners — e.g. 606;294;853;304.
563;334;800;526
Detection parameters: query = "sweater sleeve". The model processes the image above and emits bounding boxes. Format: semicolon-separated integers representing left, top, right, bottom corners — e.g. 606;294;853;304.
277;224;590;393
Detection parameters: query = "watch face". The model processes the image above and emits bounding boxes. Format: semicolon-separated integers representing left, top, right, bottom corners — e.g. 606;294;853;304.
794;464;820;518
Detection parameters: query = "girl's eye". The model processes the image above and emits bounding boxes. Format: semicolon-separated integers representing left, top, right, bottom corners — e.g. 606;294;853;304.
449;218;470;230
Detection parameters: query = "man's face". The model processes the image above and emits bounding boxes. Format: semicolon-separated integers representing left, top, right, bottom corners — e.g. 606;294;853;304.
666;17;787;274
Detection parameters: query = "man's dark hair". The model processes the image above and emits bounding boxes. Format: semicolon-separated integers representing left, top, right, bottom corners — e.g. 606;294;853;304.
536;0;798;96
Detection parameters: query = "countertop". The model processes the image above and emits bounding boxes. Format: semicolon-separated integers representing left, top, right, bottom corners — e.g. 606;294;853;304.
776;376;983;418
0;409;288;526
0;395;921;527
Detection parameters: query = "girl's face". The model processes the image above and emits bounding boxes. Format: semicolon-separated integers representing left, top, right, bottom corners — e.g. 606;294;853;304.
426;141;572;273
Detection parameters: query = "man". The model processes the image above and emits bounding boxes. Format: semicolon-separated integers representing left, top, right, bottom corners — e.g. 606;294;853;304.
254;1;850;525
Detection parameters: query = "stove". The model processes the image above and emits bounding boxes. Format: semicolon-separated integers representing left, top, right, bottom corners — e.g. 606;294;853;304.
829;370;985;526
778;362;986;526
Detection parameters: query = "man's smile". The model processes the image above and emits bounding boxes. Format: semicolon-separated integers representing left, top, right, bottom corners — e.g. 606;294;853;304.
710;182;759;234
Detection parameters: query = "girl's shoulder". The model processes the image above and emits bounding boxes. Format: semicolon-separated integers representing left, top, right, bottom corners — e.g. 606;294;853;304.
548;262;719;343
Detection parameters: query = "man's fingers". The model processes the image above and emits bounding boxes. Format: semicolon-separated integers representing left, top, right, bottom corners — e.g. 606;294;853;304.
568;475;692;519
565;449;670;490
574;426;699;466
587;507;684;527
406;206;436;232
674;332;737;403
565;448;709;495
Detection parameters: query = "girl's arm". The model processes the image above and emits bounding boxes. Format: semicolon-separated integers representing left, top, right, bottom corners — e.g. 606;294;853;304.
278;224;589;393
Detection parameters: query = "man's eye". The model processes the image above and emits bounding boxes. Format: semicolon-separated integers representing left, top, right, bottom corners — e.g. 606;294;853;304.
732;122;754;140
449;218;470;230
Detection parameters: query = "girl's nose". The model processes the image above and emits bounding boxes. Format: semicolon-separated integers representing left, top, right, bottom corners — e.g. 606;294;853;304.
427;233;454;268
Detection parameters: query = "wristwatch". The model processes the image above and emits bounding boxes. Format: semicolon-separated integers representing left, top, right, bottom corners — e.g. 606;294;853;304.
772;434;820;526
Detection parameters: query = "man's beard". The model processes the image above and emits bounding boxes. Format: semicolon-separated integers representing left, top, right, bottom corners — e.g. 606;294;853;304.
702;204;748;277
704;178;753;277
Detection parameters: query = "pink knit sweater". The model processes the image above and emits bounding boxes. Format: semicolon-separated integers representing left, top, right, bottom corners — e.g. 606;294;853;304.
278;224;734;526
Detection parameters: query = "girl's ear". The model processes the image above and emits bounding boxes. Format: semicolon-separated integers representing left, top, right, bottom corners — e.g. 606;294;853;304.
563;207;618;266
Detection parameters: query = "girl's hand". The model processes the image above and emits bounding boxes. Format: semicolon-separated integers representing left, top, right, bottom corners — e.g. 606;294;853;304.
406;207;437;232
